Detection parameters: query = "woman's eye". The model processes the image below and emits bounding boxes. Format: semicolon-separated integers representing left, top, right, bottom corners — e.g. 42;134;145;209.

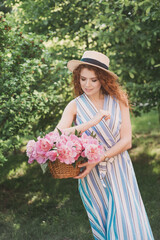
92;79;97;82
81;78;86;81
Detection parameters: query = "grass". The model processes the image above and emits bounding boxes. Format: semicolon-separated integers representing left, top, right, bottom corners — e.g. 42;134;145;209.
0;110;160;240
131;109;159;134
0;157;92;240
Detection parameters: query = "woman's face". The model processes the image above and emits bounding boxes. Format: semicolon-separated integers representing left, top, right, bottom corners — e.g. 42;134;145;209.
79;68;102;96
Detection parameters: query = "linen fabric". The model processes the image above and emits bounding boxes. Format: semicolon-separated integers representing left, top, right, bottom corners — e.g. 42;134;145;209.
75;93;154;240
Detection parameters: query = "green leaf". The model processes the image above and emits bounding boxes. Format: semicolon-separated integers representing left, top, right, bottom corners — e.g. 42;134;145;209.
57;128;62;136
154;64;160;68
117;69;122;75
115;37;119;43
129;72;134;79
72;162;76;168
40;162;48;174
151;58;155;65
74;129;81;137
146;6;152;15
75;129;78;136
90;131;96;138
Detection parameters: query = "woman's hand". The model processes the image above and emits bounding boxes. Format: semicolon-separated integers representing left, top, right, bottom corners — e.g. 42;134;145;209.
73;162;97;179
91;110;111;126
73;155;105;179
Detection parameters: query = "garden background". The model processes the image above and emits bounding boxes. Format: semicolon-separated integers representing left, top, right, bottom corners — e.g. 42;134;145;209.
0;0;160;239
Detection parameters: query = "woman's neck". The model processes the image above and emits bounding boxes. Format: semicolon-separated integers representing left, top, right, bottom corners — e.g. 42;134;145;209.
87;91;104;102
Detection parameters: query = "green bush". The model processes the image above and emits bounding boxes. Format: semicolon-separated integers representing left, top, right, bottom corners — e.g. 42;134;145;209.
0;13;72;165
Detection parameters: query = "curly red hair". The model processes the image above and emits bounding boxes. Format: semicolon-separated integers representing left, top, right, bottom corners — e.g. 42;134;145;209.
72;64;129;107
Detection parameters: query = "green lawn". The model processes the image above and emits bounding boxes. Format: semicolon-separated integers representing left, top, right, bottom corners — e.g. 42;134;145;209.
0;110;160;240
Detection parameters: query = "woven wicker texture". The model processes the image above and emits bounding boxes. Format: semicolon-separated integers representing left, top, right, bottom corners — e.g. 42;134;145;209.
48;159;81;179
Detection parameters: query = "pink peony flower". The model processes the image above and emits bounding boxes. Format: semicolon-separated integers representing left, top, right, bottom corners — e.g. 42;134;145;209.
80;133;98;149
34;139;49;164
57;141;78;164
26;140;36;164
36;137;53;152
35;152;48;164
56;134;69;149
81;150;86;158
84;144;104;163
28;156;35;164
45;131;60;144
46;150;57;162
26;140;36;157
69;134;83;158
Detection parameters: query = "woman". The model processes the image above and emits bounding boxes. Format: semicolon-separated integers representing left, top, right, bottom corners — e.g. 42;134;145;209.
56;51;154;240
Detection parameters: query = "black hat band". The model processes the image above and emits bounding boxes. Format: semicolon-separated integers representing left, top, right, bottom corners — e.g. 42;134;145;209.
81;58;109;70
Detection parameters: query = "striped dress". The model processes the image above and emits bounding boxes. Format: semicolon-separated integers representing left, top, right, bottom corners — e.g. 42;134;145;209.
75;93;154;240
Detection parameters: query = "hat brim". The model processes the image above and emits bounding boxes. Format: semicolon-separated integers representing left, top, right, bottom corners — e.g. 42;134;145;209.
67;60;118;80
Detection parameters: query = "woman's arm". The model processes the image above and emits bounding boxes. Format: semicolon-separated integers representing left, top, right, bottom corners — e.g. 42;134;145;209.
102;100;132;160
55;99;111;134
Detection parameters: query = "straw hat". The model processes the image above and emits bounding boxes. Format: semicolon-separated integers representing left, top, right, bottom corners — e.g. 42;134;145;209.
67;50;118;80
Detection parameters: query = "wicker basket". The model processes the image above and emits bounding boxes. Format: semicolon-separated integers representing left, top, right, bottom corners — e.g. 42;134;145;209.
48;159;81;179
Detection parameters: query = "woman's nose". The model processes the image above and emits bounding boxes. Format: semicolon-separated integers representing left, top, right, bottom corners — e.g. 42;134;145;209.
85;80;90;87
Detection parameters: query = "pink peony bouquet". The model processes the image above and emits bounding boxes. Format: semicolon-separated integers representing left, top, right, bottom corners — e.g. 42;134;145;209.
26;129;104;173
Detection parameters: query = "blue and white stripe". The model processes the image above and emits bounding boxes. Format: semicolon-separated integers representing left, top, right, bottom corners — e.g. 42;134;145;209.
75;93;154;240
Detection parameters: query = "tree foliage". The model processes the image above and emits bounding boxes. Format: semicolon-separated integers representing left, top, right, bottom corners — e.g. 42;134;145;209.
0;13;72;165
98;0;160;114
5;0;160;114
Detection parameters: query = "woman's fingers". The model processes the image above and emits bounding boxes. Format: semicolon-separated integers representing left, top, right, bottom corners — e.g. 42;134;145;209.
78;162;89;167
74;162;98;179
99;110;111;119
92;110;111;125
73;169;89;179
104;115;111;120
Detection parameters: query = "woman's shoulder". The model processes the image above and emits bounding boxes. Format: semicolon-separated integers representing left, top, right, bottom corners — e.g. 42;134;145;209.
65;99;77;115
67;94;85;114
109;93;129;108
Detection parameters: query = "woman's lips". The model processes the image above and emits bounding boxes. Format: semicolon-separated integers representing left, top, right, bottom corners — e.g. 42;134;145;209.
85;88;93;92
